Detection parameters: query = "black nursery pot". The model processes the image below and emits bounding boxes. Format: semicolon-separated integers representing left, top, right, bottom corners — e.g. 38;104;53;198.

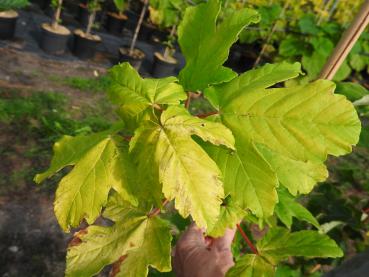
72;31;101;60
106;13;127;35
31;0;50;9
40;24;70;55
77;4;102;27
225;44;244;71
0;13;18;40
151;52;177;78
119;47;145;71
138;22;156;42
77;4;89;27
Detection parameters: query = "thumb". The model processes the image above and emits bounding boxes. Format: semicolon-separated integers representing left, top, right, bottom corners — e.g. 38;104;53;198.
212;228;236;251
177;223;206;248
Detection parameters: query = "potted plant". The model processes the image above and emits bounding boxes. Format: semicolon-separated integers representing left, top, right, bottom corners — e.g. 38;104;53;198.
40;0;71;55
77;0;102;27
151;26;178;77
0;0;28;40
149;0;187;77
72;0;102;59
106;0;128;35
30;0;50;10
118;0;148;70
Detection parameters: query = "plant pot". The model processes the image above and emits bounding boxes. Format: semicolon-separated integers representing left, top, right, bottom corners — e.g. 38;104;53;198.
106;12;127;35
45;7;65;19
138;22;155;42
151;28;169;43
119;47;145;71
77;4;102;27
0;11;18;40
129;0;144;15
31;0;50;9
40;23;71;55
72;30;101;60
151;52;177;78
64;0;80;15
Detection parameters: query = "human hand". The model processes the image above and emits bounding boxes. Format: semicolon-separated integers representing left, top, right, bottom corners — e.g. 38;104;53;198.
173;224;236;277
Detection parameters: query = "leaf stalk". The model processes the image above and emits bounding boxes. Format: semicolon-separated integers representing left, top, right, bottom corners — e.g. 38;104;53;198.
236;223;259;255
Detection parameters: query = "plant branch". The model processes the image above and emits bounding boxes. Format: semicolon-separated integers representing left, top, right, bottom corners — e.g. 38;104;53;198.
123;135;132;141
86;9;96;36
196;111;219;118
52;0;63;29
153;103;164;111
253;0;291;67
236;223;259;255
164;24;177;59
148;199;169;217
185;93;192;109
129;0;149;55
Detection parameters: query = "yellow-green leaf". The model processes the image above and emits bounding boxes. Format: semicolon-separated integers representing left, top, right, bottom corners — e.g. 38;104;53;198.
226;254;275;277
36;130;138;231
130;106;235;228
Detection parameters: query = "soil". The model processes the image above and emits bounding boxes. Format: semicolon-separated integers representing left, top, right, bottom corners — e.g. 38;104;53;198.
74;29;101;41
107;12;128;20
0;46;112;276
42;22;71;35
155;51;177;64
0;10;18;18
119;47;145;59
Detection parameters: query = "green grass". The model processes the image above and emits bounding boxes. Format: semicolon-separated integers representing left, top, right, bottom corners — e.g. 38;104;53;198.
52;75;112;93
0;89;115;195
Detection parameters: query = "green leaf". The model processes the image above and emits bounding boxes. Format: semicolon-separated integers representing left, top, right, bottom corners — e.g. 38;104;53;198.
349;54;367;72
336;82;369;102
301;52;324;79
178;0;260;91
205;62;302;109
302;52;351;81
36;130;138;231
298;14;319;35
203;140;278;219
226;254;275;277
34;129;117;183
113;216;172;277
334;59;352;82
257;227;344;264
279;36;307;57
227;227;342;276
149;0;181;28
275;188;319;228
359;125;369;148
108;63;186;129
275;265;301;277
208;197;247;237
207;65;360;200
130;106;235;228
113;0;127;13
310;37;334;57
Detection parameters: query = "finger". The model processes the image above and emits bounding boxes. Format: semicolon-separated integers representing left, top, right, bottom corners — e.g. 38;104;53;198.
178;223;206;247
212;228;236;251
173;223;206;276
